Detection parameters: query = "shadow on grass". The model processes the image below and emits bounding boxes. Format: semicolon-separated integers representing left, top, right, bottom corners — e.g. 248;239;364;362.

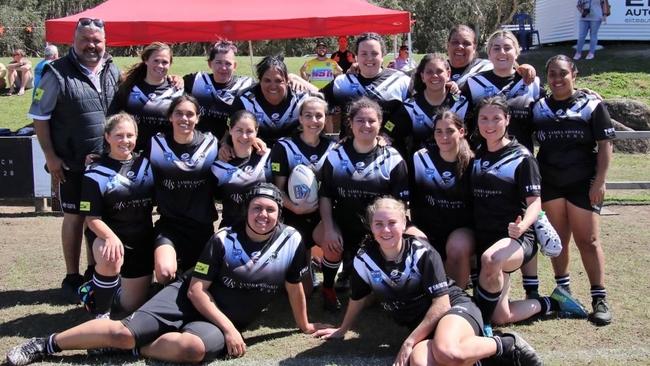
0;211;62;218
0;307;89;339
0;288;78;309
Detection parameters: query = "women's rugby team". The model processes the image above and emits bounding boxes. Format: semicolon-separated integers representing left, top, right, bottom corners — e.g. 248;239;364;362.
6;24;614;366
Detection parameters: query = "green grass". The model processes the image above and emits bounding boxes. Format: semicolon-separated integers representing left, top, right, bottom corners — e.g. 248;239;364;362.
2;206;650;365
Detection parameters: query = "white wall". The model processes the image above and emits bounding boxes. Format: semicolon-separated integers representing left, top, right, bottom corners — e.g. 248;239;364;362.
535;0;650;43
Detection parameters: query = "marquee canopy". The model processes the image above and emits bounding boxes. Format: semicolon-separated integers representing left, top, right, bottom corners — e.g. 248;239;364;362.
45;0;411;46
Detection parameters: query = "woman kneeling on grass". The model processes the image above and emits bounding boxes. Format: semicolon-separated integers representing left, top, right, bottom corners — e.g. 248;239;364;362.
6;183;326;366
314;197;542;366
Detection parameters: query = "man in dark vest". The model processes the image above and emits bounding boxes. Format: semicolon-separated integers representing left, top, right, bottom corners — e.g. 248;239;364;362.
28;18;120;303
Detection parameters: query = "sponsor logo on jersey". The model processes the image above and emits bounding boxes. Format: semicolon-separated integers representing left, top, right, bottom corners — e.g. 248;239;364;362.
164;152;174;161
243;165;254;173
441;171;454;185
126;170;135;179
294;154;303;163
272;162;280;172
271;113;280;121
415;115;425;125
180;153;191;162
484;86;496;96
355;161;365;172
34;88;44;101
251;251;261;263
255;112;265;122
79;201;91;212
525;184;541;193
389;269;402;281
555;109;566;117
194;261;210;274
371;270;382;283
341;159;349;168
537;131;546;142
481;160;491;169
425;168;435;178
427;281;447;294
384;121;395;132
309;155;319;163
604;127;615;138
227;168;237;176
232;248;243;259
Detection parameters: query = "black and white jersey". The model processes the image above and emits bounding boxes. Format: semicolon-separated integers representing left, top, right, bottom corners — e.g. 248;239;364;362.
321;68;410;136
80;154;154;242
384;92;469;157
150;131;219;225
270;134;336;179
471;140;540;233
411;145;473;235
532;91;615;187
211;150;272;227
320;139;409;228
232;85;307;146
350;235;448;327
110;80;183;153
462;70;542;151
449;58;493;87
192;223;308;328
184;72;254;140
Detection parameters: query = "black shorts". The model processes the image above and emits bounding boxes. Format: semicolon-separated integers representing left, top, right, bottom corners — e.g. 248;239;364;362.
476;229;537;270
154;217;215;272
283;211;320;249
447;285;485;336
59;170;84;214
121;280;225;358
86;229;155;278
541;178;602;214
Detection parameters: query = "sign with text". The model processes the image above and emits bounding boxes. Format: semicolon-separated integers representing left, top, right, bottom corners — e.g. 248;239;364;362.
0;137;35;198
607;0;650;24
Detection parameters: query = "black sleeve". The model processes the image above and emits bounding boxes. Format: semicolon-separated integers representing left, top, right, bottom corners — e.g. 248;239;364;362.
230;96;245;118
390;157;410;202
79;174;104;217
383;105;412;143
270;143;291;178
192;234;224;282
591;102;616;141
285;237;308;284
517;155;542;199
183;73;196;93
419;244;449;299
318;158;336;199
349;261;373;301
320;81;336;107
107;85;128;116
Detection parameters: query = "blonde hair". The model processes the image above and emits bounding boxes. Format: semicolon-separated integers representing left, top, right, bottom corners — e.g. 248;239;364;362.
485;30;521;57
366;197;407;225
105;112;138;136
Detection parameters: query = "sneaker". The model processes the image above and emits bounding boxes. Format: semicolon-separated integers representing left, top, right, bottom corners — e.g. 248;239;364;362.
322;287;341;312
589;297;612;326
573;52;582;60
483;323;494;337
6;337;49;366
586;53;595;60
61;274;84;304
78;280;97;314
502;332;543;366
551;286;588;318
534;213;562;257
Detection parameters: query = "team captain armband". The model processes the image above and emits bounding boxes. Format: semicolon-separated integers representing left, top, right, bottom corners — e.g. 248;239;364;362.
272;162;281;172
79;201;90;212
194;262;210;275
384;121;395;132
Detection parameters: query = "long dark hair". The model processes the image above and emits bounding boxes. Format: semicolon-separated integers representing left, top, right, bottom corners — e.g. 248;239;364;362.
345;97;383;138
117;42;172;108
436;110;473;179
412;53;449;95
166;95;200;120
475;96;510;146
256;54;288;81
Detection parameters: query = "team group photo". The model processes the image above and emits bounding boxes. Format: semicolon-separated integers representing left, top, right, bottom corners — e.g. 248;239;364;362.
1;0;649;365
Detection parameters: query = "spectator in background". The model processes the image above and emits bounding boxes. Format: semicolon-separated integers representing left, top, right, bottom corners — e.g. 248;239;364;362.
574;0;609;60
387;45;415;72
330;36;356;73
0;62;7;90
300;40;342;89
32;45;59;99
6;48;33;96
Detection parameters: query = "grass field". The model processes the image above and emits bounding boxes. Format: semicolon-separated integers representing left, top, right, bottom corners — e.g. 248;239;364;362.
1;205;650;365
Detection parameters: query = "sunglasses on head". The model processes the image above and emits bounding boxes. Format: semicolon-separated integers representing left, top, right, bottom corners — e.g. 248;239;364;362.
78;18;105;28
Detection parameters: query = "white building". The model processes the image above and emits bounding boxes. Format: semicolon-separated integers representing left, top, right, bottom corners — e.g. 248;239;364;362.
535;0;650;44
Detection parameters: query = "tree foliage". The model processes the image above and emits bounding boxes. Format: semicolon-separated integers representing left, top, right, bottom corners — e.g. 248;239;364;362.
0;0;534;58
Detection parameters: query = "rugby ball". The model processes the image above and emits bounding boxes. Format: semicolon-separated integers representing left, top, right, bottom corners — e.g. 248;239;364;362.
287;165;319;205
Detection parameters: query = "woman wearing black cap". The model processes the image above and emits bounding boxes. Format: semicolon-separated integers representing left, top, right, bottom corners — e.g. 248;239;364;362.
6;183;326;366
